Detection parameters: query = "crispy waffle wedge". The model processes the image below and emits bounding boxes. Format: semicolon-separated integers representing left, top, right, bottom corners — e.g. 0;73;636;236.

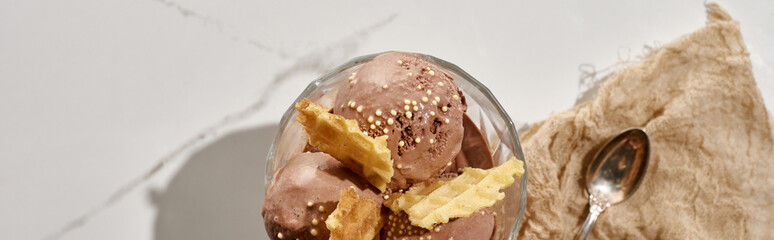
384;157;525;229
326;188;384;240
295;98;394;192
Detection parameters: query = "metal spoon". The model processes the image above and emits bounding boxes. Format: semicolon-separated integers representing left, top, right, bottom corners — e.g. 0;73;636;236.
575;128;650;240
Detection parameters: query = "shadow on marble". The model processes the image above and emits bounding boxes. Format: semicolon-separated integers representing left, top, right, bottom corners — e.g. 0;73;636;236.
149;124;278;240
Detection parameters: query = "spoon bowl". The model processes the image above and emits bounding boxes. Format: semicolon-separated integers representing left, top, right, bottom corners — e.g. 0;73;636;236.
575;128;650;240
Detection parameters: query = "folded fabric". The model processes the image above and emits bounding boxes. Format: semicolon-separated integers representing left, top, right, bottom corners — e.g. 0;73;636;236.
518;3;774;239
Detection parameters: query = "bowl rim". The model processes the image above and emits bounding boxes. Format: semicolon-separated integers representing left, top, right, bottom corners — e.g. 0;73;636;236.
266;51;528;239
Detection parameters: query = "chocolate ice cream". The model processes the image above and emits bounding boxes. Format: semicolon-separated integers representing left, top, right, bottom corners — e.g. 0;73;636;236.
333;52;467;190
262;152;382;240
263;113;496;240
262;52;518;240
380;208;496;240
379;115;497;240
448;114;495;172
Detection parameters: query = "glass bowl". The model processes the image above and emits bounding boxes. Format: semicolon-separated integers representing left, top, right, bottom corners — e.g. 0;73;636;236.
265;52;528;239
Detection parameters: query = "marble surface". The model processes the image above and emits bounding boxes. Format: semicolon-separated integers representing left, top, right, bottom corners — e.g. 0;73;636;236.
1;1;772;239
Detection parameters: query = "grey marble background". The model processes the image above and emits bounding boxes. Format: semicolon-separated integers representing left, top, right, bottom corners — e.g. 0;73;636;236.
1;1;772;239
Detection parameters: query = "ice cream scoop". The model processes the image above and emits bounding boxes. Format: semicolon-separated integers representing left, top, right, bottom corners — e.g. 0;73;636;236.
333;52;467;190
262;152;381;240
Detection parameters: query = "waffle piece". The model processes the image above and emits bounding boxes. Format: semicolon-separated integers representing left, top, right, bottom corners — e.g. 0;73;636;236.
295;98;394;192
384;157;525;229
325;188;384;240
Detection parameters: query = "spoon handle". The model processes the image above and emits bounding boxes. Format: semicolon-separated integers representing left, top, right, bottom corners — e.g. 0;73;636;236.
575;195;608;240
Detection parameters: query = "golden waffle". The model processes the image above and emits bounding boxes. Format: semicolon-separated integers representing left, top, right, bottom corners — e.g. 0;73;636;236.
325;188;384;240
295;98;394;192
384;157;525;229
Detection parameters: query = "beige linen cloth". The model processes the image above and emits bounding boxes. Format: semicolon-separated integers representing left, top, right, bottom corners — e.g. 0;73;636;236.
517;4;774;239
